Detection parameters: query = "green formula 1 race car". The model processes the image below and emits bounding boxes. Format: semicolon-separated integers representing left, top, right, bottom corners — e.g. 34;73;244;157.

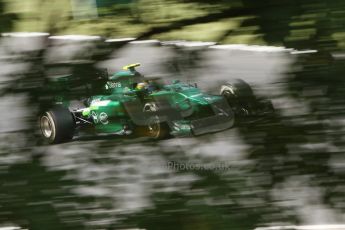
38;63;273;144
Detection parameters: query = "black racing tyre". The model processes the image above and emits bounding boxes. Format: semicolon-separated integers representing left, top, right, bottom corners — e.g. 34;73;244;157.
39;106;75;144
220;79;256;117
220;79;254;100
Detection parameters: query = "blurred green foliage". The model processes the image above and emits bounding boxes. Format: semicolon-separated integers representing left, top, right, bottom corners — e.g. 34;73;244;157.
1;0;344;51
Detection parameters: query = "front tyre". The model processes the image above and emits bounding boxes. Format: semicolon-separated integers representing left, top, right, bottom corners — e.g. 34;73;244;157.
39;106;75;144
220;79;254;102
220;79;255;117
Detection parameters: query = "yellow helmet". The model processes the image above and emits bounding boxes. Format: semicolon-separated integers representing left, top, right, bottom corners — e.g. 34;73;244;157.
136;82;147;90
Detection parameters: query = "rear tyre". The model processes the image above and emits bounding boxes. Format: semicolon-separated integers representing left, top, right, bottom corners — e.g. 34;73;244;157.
39;106;75;144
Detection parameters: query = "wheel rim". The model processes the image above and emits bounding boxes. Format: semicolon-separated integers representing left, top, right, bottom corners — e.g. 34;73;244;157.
40;115;53;138
147;117;160;138
221;89;235;99
144;103;161;138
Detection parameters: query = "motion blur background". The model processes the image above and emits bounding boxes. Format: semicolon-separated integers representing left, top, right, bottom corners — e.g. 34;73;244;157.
0;0;345;229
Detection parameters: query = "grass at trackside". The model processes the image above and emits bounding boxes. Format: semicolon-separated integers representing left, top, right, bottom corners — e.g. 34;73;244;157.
6;0;71;32
5;0;345;48
4;0;267;45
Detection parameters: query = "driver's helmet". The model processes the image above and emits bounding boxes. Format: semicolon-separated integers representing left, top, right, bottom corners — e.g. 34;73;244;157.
136;82;148;90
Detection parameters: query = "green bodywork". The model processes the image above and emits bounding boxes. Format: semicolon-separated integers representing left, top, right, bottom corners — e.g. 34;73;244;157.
45;65;234;137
